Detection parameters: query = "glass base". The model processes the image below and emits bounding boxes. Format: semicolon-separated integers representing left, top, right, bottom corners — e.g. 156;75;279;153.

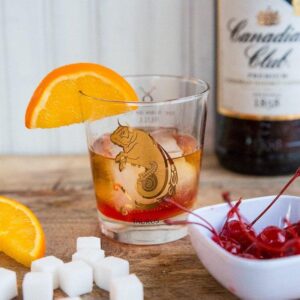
97;212;187;245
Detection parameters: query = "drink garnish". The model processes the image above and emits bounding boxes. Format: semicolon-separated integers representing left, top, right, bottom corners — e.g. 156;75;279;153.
165;167;300;259
25;63;138;128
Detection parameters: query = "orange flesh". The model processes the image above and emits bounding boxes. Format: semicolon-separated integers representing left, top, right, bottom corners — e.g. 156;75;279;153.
0;196;45;267
26;63;138;129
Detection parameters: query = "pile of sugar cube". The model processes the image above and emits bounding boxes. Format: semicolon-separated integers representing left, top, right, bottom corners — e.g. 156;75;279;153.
0;236;143;300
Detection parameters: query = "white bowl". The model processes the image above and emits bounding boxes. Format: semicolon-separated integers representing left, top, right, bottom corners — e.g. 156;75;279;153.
188;195;300;300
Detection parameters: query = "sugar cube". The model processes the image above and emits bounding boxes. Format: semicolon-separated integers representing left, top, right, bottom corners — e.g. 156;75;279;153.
94;256;129;291
72;248;105;267
23;272;53;300
0;268;17;300
58;261;93;297
31;255;64;289
110;274;143;300
77;236;101;250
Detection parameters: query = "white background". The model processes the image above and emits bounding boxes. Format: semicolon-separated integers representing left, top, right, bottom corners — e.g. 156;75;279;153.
0;0;215;155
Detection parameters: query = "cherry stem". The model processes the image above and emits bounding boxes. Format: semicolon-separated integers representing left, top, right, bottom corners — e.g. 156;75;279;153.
249;167;300;228
220;198;242;236
163;197;218;236
164;220;212;234
284;218;299;238
222;192;233;208
164;219;222;244
222;194;251;226
234;203;285;254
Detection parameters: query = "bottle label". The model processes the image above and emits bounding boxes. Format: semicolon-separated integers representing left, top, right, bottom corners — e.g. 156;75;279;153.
218;0;300;120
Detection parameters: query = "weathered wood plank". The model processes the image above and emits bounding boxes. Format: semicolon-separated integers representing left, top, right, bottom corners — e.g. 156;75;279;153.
1;154;298;299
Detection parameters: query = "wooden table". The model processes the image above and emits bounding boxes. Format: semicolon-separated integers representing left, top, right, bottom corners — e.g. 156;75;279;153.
1;154;299;299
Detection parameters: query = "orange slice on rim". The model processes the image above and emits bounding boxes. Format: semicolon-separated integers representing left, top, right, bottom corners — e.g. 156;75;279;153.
0;196;46;267
25;63;138;128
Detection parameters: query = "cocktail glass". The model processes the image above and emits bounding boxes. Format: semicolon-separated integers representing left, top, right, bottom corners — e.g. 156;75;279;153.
84;75;209;244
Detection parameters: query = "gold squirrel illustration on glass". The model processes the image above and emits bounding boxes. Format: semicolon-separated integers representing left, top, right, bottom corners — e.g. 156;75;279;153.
110;123;178;207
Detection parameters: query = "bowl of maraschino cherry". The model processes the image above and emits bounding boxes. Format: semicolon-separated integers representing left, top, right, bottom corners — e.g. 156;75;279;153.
165;168;300;300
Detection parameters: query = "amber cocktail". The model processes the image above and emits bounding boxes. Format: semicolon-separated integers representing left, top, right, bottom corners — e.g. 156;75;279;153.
85;75;209;244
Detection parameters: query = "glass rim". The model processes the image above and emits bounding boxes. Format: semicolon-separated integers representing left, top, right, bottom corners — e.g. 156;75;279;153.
80;74;209;106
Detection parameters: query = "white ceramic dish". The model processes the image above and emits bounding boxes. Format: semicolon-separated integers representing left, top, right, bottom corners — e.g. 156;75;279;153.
188;195;300;300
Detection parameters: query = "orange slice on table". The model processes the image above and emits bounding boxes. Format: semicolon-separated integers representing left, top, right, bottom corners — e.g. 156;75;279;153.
25;63;138;128
0;196;45;267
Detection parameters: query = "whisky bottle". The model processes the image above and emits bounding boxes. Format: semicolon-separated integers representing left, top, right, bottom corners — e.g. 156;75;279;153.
216;0;300;175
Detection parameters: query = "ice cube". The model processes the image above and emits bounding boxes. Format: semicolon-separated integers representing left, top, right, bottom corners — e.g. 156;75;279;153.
77;236;101;251
72;248;105;267
151;128;183;158
94;256;129;291
58;261;93;297
110;163;143;213
175;158;197;191
92;134;121;158
110;274;143;300
175;133;197;155
0;268;17;300
23;272;53;300
31;255;64;289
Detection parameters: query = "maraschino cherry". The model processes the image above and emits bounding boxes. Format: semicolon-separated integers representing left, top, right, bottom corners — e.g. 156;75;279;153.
164;167;300;260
